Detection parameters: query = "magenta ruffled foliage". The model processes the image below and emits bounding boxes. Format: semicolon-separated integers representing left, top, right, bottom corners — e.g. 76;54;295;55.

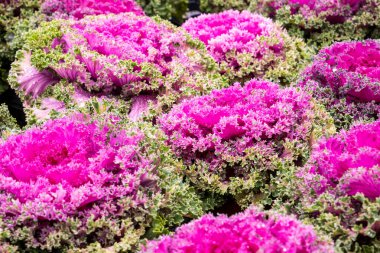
297;121;380;251
0;114;157;249
45;13;184;94
42;0;144;19
159;79;334;207
297;40;380;129
160;79;314;168
141;207;334;253
10;13;223;122
300;120;380;199
182;10;310;84
182;10;284;65
54;13;220;94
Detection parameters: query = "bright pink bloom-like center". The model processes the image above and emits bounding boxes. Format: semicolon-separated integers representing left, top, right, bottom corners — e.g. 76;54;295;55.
322;40;380;82
1;120;101;186
69;14;175;66
297;40;380;104
160;80;312;166
45;13;189;91
142;208;334;253
0;115;149;220
182;10;284;63
304;121;380;199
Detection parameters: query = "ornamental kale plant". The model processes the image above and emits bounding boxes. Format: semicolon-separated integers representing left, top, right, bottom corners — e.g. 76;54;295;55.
159;79;335;208
250;0;380;48
0;0;44;94
9;13;225;124
0;0;145;95
141;207;334;253
0;114;205;252
182;10;312;85
297;120;380;252
297;40;380;130
42;0;144;20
